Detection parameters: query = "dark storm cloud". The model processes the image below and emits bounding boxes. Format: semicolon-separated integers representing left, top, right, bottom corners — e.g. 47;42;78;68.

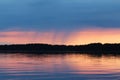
0;0;120;31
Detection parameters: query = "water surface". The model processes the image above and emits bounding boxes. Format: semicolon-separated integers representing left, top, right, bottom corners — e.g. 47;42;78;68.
0;53;120;80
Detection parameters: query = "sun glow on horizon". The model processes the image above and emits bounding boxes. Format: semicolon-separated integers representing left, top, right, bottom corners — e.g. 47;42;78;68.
0;28;120;45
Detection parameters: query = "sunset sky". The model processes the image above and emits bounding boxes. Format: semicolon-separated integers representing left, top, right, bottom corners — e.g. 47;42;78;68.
0;0;120;45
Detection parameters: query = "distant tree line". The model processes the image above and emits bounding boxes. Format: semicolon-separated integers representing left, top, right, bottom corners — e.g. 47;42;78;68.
0;43;120;54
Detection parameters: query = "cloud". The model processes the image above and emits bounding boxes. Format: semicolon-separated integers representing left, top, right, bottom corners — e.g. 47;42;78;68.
65;28;120;45
0;31;68;44
0;28;120;44
0;0;120;31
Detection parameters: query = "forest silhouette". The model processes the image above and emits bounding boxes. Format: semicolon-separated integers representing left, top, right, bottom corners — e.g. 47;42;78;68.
0;43;120;54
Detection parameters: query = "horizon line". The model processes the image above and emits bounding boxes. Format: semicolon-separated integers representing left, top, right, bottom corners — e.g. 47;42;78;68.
1;42;120;46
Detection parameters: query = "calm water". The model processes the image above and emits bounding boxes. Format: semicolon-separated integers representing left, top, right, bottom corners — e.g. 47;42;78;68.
0;53;120;80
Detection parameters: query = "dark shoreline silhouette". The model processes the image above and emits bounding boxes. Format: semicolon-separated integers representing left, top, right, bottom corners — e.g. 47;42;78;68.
0;43;120;54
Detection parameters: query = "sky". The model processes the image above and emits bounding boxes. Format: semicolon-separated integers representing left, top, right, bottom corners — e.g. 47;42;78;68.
0;0;120;45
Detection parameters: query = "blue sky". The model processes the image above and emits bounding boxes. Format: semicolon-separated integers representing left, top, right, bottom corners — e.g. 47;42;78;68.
0;0;120;31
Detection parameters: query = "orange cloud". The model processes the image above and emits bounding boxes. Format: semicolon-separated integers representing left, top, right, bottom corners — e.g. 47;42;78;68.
65;28;120;45
0;31;66;44
0;28;120;45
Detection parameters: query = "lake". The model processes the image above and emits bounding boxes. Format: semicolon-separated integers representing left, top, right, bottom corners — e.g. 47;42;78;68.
0;53;120;80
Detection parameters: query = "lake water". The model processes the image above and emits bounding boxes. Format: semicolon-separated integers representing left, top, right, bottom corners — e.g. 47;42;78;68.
0;53;120;80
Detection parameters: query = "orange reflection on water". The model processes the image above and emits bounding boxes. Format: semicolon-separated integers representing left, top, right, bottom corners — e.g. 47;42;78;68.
0;54;66;72
0;53;120;75
65;54;120;74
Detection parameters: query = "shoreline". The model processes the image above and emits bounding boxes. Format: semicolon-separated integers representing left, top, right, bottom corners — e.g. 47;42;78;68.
0;43;120;54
